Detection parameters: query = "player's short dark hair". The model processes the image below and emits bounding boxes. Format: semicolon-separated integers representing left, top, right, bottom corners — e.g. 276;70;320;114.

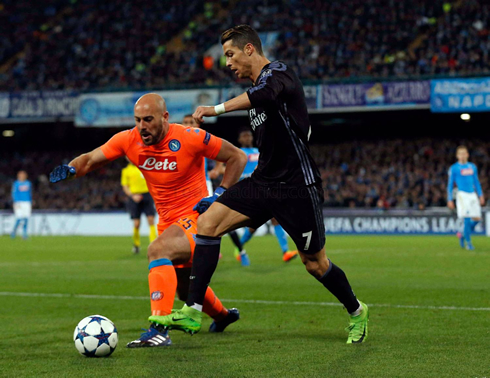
221;25;264;56
456;145;468;152
183;114;193;119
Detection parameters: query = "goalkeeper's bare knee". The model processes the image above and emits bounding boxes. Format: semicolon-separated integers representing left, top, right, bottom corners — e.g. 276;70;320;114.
147;234;192;265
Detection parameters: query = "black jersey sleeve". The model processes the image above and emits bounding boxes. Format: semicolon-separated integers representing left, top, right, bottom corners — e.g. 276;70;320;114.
246;62;293;107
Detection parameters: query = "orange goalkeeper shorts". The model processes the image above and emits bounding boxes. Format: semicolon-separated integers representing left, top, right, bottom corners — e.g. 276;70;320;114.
157;212;199;269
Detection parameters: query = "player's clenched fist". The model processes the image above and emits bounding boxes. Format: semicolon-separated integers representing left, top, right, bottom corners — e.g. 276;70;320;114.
193;106;217;123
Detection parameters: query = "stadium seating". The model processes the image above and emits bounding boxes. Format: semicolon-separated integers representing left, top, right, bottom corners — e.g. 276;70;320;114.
1;139;488;211
410;0;490;77
311;138;489;209
0;151;126;211
1;0;489;90
1;0;202;90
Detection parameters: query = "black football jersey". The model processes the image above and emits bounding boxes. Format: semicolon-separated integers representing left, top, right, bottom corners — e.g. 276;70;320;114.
246;61;321;186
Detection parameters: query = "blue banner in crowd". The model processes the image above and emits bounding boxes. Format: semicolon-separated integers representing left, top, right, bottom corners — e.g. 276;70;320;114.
430;78;490;112
76;89;220;127
0;91;78;120
322;80;430;108
303;85;320;109
8;77;490;125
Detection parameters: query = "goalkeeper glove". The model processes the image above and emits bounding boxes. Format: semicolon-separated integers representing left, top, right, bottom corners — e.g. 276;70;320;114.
49;165;76;183
193;186;226;214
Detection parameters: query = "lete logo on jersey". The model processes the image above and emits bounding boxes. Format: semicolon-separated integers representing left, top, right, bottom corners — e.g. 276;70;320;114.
461;168;474;176
138;156;178;172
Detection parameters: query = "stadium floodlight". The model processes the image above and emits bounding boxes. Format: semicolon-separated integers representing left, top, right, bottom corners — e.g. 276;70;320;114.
460;113;471;121
2;130;14;137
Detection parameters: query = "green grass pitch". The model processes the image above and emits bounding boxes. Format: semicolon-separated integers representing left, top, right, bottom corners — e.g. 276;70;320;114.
1;234;489;377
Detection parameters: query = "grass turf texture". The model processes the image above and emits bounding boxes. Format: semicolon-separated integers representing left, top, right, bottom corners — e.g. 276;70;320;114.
0;235;489;377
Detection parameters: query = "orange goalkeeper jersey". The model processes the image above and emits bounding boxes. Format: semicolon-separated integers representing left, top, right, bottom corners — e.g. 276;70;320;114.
101;123;222;228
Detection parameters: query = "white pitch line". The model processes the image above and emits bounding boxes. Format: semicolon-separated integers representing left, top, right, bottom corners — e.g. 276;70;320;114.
0;291;489;312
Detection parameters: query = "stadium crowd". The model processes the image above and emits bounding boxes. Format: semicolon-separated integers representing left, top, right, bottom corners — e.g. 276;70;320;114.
1;0;489;90
1;1;489;211
1;139;489;211
0;151;126;211
311;138;490;209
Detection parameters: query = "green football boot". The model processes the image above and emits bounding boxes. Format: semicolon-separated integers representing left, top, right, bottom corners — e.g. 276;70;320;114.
345;301;369;344
149;305;202;335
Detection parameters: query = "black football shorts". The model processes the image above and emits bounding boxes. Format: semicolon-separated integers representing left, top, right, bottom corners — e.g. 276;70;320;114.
127;192;156;220
217;178;325;254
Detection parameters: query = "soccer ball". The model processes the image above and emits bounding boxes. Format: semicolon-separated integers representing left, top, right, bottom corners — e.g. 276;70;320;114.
73;315;118;357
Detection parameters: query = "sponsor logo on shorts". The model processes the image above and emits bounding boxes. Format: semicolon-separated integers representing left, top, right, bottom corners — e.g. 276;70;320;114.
151;291;163;301
138;156;178;172
169;139;181;152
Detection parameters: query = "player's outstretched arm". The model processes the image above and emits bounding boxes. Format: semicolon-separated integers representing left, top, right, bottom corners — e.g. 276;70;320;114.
193;93;252;123
49;147;110;183
69;148;110;177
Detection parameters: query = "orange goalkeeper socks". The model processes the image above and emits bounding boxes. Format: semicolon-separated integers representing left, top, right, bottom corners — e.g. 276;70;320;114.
148;259;177;316
203;286;229;322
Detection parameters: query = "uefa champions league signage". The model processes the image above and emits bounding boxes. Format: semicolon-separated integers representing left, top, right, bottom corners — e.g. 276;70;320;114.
323;213;485;235
1;210;486;236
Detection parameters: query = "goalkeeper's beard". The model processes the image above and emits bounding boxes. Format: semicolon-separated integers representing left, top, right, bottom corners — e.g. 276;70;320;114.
141;133;155;145
140;127;163;146
138;118;167;145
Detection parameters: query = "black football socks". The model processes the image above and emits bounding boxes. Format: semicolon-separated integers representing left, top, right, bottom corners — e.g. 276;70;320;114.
185;235;221;309
318;259;360;314
228;230;244;251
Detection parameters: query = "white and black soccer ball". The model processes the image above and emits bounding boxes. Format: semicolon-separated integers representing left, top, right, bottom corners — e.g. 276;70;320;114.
73;315;118;357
